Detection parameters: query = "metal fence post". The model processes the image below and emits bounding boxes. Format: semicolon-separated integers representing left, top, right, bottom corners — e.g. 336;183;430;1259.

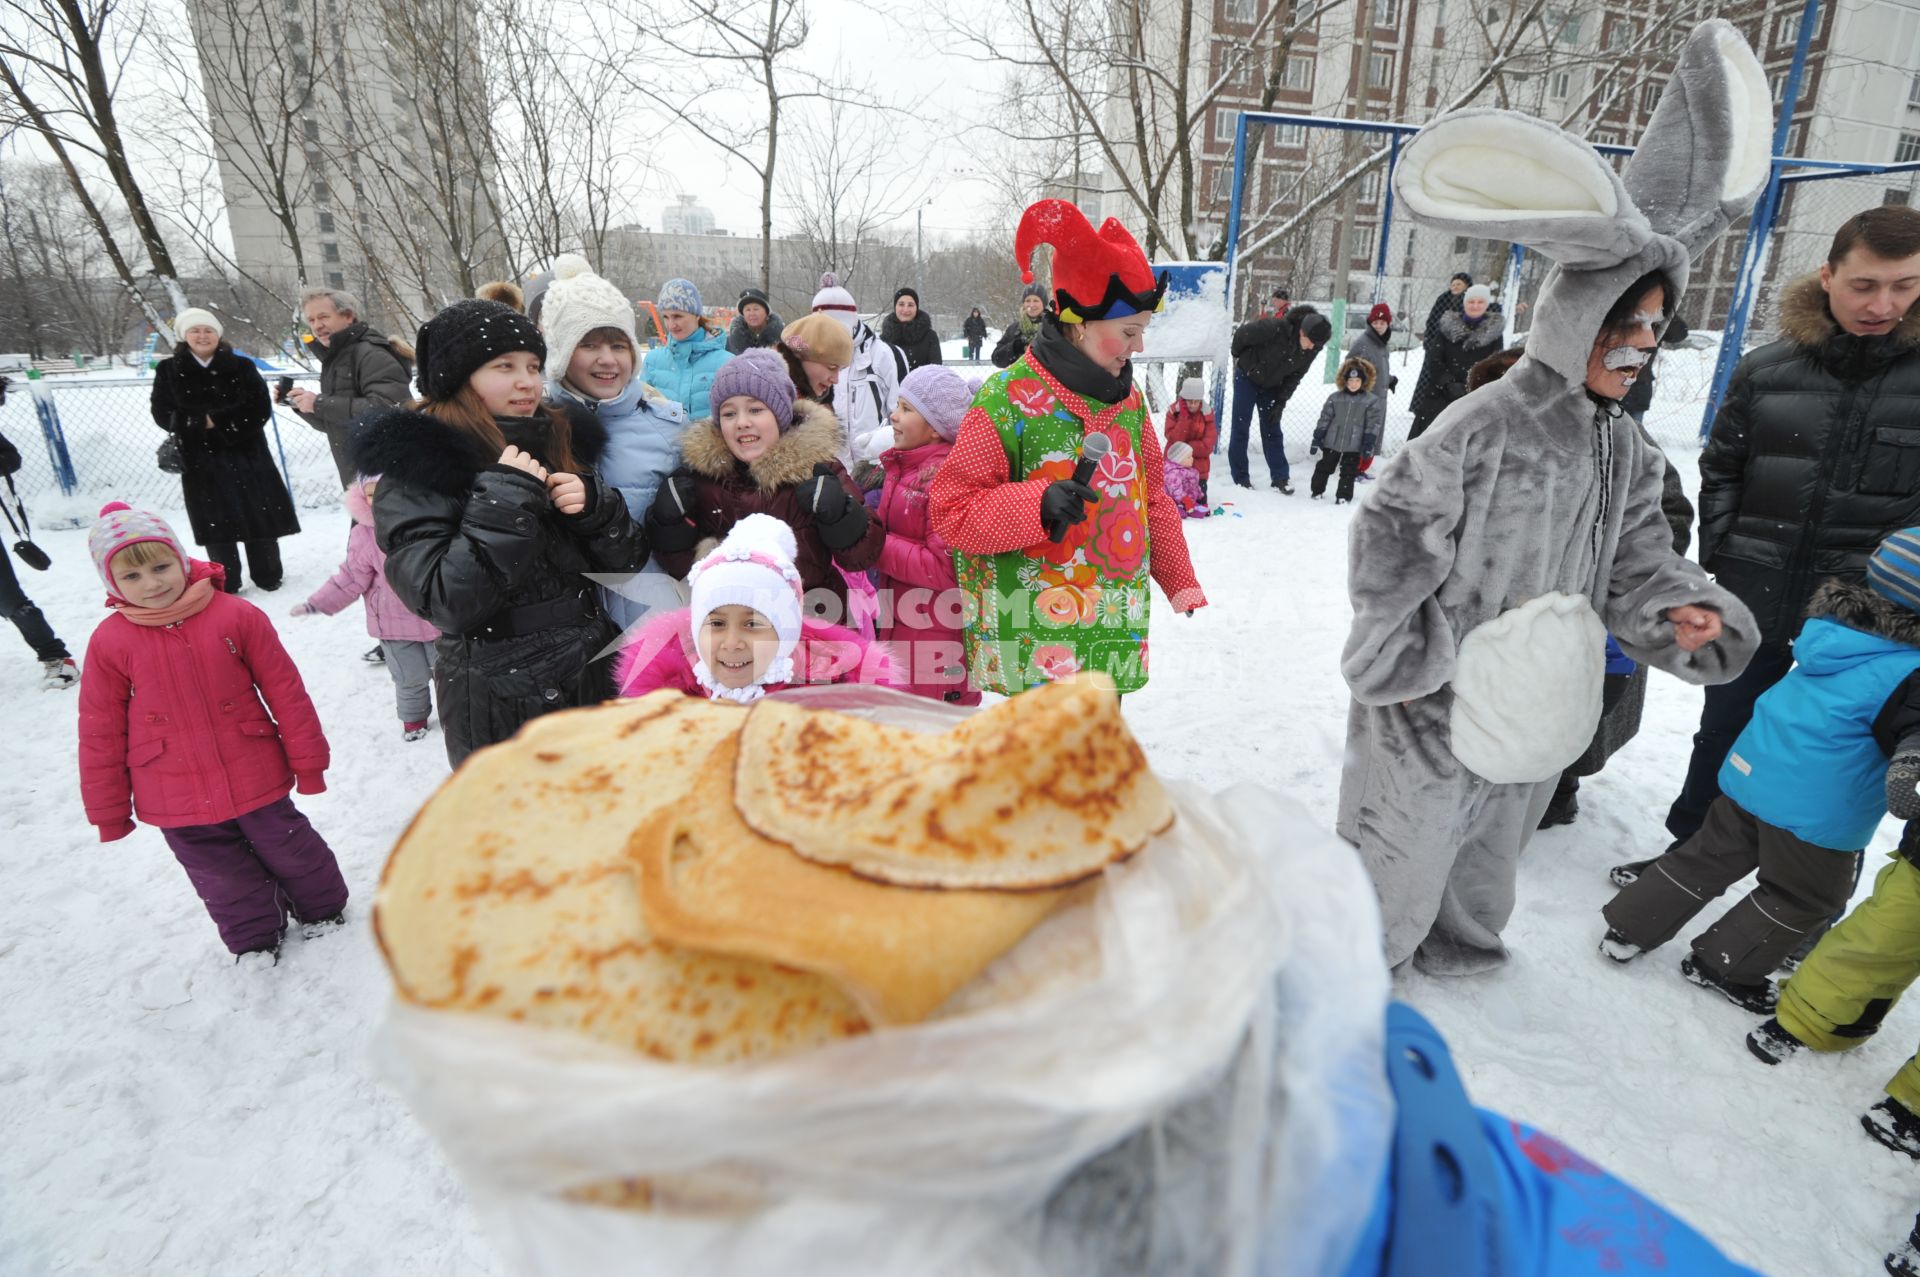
29;383;77;496
1701;168;1783;440
1373;133;1402;303
1216;110;1254;430
1501;243;1526;338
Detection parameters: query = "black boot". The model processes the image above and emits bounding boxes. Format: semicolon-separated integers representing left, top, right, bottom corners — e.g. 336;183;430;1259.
1866;1098;1920;1162
1680;954;1776;1014
1538;773;1580;829
363;645;386;664
1746;1017;1805;1065
1885;1211;1920;1276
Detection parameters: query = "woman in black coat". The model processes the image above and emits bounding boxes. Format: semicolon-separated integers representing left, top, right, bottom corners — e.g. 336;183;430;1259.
880;286;944;370
962;308;988;361
149;311;300;591
353;298;647;767
1406;286;1505;440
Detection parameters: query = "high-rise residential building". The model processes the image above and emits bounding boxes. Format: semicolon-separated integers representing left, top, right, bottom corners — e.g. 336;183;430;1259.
186;0;508;339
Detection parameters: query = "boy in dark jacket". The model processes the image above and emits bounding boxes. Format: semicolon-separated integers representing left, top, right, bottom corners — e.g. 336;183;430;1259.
1309;358;1383;504
0;409;78;688
1228;304;1332;494
1600;528;1920;1013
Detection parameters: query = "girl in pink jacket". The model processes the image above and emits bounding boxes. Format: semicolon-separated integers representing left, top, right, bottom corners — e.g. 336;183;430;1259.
290;477;441;740
76;503;346;962
874;366;979;704
615;515;892;703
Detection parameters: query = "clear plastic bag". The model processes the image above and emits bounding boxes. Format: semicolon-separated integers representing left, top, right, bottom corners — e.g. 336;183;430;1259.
374;687;1393;1277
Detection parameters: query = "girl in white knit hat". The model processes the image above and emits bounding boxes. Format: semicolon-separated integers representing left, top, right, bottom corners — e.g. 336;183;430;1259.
613;514;893;703
540;253;690;629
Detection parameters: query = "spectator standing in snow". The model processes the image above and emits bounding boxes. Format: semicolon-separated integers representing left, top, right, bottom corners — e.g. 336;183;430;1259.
1161;376;1218;501
726;287;785;354
150;309;301;594
290;287;412;486
77;503;346;962
1639;207;1920;876
1600;529;1920;1014
0;410;78;690
289;477;442;741
1345;302;1397;480
962;308;988;361
931;198;1206;697
542;254;690;630
642;278;733;420
1227;303;1332;494
991;284;1048;368
1262;288;1290;320
1422;272;1472;342
1407;284;1505;440
811;272;907;463
881;286;944;371
1308;358;1382;505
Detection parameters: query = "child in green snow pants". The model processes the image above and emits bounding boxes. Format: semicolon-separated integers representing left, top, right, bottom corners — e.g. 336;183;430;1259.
1776;849;1920;1107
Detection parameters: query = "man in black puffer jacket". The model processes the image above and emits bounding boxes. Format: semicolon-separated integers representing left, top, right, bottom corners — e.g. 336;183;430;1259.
1228;303;1332;494
1661;206;1920;851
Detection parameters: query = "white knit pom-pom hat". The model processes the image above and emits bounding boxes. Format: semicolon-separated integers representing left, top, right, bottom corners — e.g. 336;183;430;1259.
687;514;807;702
810;271;859;331
540;252;637;383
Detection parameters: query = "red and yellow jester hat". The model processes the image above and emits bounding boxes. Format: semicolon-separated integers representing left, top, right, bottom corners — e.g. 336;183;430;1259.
1015;199;1169;324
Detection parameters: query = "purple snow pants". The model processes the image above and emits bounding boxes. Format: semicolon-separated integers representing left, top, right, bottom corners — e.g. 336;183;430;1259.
160;796;348;954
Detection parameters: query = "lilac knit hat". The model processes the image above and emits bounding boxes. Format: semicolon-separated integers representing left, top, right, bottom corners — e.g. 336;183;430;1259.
89;501;188;599
897;364;973;442
709;348;798;431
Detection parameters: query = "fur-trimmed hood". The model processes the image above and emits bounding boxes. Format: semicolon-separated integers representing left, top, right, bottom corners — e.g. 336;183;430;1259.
351;402;609;498
1808;578;1920;648
1776;273;1920;353
1436;307;1507;349
1335;355;1378;393
675;397;845;494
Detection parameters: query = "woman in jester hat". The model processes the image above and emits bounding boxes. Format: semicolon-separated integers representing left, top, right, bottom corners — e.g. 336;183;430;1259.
929;199;1206;696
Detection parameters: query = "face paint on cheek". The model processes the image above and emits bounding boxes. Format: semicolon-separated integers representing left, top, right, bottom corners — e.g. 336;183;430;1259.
1099;337;1127;361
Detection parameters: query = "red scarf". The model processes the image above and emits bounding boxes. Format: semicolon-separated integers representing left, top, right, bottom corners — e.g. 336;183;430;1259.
107;558;225;627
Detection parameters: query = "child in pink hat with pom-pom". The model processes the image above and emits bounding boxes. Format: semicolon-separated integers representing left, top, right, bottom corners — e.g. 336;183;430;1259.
76;502;345;963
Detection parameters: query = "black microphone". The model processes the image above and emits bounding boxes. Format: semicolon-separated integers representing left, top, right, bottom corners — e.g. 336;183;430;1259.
1046;432;1111;543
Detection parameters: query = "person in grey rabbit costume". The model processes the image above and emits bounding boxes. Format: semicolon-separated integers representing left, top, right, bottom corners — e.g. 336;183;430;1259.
1337;19;1771;975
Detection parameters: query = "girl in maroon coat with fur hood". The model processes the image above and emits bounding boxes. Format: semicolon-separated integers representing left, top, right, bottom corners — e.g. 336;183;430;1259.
648;350;884;629
76;503;345;961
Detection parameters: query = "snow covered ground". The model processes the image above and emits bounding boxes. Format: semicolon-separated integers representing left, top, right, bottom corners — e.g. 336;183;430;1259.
0;347;1905;1275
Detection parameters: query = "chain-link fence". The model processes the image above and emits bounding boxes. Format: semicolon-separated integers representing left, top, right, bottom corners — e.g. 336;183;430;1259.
2;375;344;523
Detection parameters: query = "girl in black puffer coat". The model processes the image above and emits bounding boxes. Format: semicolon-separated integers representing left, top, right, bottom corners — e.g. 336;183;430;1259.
353;299;646;767
149;317;300;591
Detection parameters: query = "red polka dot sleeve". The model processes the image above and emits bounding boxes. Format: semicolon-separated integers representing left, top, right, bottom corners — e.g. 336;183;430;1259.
1139;412;1207;612
928;404;1051;554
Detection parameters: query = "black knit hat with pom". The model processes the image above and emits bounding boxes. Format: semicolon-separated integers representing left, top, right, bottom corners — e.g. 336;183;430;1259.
413;298;546;402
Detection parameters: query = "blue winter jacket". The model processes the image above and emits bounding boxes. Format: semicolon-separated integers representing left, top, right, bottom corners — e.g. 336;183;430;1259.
1721;582;1920;851
641;327;732;421
548;375;689;631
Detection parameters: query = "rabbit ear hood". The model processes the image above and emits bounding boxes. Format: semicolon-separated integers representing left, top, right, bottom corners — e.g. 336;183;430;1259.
1392;19;1770;385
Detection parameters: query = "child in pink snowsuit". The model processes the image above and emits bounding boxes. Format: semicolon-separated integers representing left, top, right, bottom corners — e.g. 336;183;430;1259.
616;514;892;703
290;476;442;741
1164;441;1210;518
874;364;980;703
76;503;345;961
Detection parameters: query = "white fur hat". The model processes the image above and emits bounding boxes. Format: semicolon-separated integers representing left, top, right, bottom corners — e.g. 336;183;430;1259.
174;307;222;340
811;271;859;332
687;514;806;703
540;253;637;382
1179;376;1204;401
1462;284;1494;306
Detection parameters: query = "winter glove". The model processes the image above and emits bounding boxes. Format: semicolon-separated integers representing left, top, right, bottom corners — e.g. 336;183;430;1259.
806;463;872;552
1889;752;1920;821
1388;375;1399;392
649;476;700;554
96;818;135;842
295;773;327;796
1040;479;1099;541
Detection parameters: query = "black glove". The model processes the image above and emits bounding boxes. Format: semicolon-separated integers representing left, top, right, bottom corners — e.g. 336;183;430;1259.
802;463;849;524
1040;478;1098;537
648;476;699;553
806;463;870;551
1388;375;1399;392
1309;440;1322;456
1889;754;1920;821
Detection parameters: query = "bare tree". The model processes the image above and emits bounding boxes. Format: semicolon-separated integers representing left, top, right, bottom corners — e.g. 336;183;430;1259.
614;0;837;295
0;0;186;326
778;92;930;292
